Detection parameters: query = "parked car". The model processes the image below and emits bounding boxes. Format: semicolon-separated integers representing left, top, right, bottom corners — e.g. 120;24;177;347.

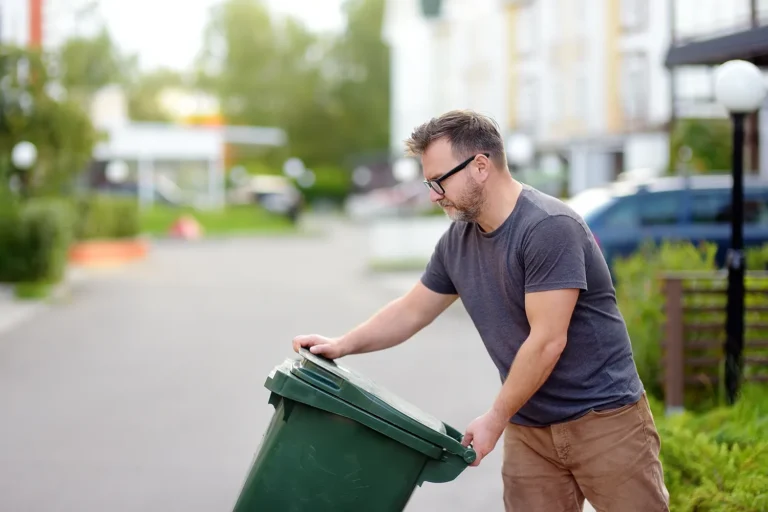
566;174;768;269
228;175;303;223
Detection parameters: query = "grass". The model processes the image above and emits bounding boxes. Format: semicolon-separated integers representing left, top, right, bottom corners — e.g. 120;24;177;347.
139;205;297;237
14;281;53;300
368;258;429;272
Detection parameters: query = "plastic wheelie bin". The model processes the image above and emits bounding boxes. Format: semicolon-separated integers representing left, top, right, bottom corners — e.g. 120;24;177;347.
232;348;477;512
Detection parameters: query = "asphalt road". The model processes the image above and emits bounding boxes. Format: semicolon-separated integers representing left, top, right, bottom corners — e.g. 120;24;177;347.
0;221;514;512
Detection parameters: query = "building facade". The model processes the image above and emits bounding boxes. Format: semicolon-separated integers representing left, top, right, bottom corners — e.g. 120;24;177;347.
505;0;674;195
383;0;509;155
386;0;768;197
666;0;768;175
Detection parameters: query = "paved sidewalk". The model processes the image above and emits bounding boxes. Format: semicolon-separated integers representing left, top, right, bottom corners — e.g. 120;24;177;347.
0;285;42;336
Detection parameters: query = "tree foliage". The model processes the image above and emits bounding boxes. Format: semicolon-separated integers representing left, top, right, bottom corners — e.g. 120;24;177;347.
125;68;185;122
0;45;98;197
57;28;127;104
196;0;390;169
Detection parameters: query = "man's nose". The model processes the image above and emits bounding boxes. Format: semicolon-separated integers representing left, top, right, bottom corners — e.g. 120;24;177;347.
429;188;442;203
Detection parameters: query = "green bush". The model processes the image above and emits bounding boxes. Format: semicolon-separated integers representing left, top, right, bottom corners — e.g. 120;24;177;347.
296;166;352;206
0;198;75;285
614;241;718;399
74;195;140;240
654;385;768;511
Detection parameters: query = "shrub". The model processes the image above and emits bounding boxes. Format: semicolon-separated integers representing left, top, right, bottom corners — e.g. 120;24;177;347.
74;194;140;240
296;166;352;206
0;198;75;285
656;385;768;512
613;241;718;399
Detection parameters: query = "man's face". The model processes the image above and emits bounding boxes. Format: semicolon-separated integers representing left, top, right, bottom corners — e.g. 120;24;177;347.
422;138;486;223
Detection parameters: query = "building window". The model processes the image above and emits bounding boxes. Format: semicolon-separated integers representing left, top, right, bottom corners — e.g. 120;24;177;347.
518;77;538;131
517;4;536;56
621;51;649;128
620;0;648;32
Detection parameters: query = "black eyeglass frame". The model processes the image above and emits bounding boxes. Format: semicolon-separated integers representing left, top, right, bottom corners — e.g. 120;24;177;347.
423;152;490;195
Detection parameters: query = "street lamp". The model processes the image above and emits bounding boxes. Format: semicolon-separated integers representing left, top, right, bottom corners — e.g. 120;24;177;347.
11;141;37;197
11;141;37;170
506;133;534;171
105;159;129;184
713;59;768;405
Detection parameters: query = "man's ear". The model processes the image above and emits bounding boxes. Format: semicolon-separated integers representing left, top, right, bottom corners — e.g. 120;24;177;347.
473;154;491;182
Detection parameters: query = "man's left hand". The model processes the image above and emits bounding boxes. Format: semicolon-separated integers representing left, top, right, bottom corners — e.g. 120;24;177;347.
461;408;509;467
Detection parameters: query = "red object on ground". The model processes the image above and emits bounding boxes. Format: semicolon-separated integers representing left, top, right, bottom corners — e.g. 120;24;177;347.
69;240;148;266
168;215;203;240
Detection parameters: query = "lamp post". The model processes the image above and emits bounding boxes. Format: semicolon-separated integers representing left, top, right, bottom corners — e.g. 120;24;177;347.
11;141;37;198
713;59;768;405
506;133;534;172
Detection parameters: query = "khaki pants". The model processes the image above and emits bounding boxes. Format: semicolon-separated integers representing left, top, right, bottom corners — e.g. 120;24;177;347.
502;394;670;512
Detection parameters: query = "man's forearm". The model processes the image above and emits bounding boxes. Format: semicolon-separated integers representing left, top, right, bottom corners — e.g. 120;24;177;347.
340;297;429;356
491;335;566;421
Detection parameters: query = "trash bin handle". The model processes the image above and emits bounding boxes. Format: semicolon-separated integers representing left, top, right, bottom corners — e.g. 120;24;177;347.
442;423;477;464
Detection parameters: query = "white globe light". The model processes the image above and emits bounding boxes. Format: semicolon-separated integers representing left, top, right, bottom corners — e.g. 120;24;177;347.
283;157;305;179
393;158;419;182
714;60;767;114
297;169;316;188
352;166;373;187
106;160;129;183
11;141;37;170
506;133;534;166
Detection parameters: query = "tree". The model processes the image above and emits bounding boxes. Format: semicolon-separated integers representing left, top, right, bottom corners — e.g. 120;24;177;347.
0;45;98;197
669;118;733;174
195;0;391;185
125;67;185;122
56;28;127;105
328;0;390;160
196;0;284;126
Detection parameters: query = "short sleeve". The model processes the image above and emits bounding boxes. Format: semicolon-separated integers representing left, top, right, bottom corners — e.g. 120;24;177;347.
523;215;588;293
420;232;458;295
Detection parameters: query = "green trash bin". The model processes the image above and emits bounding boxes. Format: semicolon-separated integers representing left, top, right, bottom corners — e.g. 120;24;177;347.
232;348;477;512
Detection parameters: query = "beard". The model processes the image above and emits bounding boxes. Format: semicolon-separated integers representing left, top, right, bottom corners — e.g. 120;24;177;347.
438;179;486;223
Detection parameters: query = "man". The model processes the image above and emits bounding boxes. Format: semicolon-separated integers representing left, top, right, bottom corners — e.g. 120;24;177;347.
293;110;669;511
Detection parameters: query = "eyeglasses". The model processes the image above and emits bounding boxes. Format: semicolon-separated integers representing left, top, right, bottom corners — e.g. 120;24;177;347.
423;153;489;195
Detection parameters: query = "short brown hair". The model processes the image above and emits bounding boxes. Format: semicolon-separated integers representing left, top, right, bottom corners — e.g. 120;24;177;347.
404;110;507;169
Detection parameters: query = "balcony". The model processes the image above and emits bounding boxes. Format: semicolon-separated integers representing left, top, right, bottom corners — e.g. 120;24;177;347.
665;0;768;67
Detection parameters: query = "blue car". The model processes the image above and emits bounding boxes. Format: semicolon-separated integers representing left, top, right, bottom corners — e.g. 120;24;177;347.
566;174;768;269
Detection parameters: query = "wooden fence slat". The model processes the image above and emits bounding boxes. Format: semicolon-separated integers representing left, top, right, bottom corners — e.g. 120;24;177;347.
663;278;685;415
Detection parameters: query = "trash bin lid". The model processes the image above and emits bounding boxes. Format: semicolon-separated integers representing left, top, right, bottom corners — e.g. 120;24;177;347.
292;348;452;443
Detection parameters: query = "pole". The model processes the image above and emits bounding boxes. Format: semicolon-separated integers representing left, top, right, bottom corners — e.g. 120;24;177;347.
725;112;746;405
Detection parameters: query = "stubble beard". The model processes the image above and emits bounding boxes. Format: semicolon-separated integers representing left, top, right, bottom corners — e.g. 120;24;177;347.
439;180;486;223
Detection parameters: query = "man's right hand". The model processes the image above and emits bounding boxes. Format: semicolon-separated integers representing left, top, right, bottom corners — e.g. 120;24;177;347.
292;334;348;360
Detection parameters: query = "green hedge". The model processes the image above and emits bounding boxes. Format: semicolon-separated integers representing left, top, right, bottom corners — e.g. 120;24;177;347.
0;198;75;285
649;385;768;511
74;195;140;240
295;166;352;206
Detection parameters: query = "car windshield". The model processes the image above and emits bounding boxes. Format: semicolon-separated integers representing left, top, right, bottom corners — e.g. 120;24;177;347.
565;187;616;220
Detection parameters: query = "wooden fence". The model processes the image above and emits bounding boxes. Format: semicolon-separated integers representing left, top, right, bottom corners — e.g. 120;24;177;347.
662;271;768;413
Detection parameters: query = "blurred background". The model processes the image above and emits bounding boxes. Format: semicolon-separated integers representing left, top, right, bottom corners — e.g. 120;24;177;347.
1;1;768;511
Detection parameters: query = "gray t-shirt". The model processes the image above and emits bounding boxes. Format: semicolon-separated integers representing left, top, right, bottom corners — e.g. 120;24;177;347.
421;185;644;427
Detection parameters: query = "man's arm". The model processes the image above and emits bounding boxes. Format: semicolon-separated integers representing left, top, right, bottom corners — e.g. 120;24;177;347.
460;289;578;465
489;288;578;422
293;281;457;358
340;281;458;355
